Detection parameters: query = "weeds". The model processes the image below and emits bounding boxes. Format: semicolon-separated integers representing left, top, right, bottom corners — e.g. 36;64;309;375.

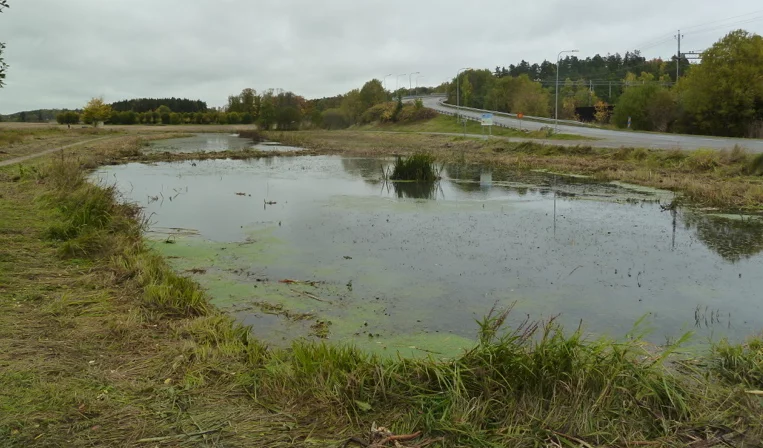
390;152;439;181
748;153;763;176
712;337;763;387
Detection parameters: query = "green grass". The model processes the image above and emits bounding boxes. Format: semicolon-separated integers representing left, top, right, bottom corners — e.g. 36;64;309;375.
390;152;439;181
363;113;590;140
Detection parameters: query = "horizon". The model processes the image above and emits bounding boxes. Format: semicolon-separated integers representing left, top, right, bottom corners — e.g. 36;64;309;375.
1;0;762;114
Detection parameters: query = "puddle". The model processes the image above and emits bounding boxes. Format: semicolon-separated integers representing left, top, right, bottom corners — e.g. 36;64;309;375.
93;155;763;357
148;133;302;153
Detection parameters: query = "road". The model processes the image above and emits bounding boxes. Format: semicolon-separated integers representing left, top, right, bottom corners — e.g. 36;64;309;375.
422;97;763;152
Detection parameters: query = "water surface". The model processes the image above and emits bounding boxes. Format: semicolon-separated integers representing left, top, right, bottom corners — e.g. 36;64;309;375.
94;152;763;355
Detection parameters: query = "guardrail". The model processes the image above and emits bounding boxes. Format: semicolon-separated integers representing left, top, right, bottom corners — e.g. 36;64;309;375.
434;99;593;127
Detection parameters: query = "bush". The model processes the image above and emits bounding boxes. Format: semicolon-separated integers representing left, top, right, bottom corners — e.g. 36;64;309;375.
321;109;350;130
360;103;394;124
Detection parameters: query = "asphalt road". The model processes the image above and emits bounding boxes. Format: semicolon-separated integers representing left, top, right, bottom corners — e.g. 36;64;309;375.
422;97;763;152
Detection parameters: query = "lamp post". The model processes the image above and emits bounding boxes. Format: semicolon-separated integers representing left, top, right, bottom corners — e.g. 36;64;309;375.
457;67;471;136
416;75;424;97
456;67;471;115
408;71;420;97
382;73;393;92
555;49;579;133
396;74;407;96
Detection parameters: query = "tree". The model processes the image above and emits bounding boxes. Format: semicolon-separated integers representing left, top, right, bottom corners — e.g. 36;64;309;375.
321;108;349;129
56;111;80;127
258;97;276;130
460;76;472;107
594;101;611;124
359;79;386;111
678;30;763;137
612;74;676;131
81;97;112;126
0;1;8;88
156;105;171;124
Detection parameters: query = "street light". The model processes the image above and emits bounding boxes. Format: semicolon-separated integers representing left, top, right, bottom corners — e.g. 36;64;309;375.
396;74;407;95
416;75;425;97
409;71;420;96
382;73;393;91
457;67;471;136
555;49;579;133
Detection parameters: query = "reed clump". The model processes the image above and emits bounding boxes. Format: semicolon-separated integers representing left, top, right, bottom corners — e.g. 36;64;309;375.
390;152;439;181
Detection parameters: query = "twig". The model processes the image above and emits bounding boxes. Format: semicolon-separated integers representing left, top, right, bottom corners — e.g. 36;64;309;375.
290;288;330;303
374;431;422;446
136;428;221;443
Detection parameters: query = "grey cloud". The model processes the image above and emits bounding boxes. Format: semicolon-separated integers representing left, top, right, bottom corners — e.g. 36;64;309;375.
0;0;761;113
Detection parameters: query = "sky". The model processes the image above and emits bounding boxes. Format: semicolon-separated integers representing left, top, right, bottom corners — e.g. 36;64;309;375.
1;0;762;114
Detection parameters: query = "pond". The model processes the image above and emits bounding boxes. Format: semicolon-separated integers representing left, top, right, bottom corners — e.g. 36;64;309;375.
147;133;303;153
94;150;763;357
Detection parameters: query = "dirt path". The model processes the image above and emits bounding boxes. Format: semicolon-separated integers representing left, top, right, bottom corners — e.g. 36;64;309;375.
0;136;115;167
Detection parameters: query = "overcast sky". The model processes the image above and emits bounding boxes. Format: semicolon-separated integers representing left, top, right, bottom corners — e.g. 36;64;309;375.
1;0;762;114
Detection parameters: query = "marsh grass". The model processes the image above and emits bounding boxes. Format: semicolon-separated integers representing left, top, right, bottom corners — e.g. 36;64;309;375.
390;152;439;181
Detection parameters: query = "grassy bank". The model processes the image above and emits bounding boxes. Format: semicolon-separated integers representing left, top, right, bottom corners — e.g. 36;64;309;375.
2;131;763;446
358;113;589;140
270;131;763;211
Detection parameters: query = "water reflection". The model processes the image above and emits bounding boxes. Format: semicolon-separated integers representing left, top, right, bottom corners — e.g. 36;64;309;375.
391;181;440;200
339;158;763;262
681;213;763;262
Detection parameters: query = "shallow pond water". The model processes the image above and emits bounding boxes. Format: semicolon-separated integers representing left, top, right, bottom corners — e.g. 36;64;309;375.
148;133;302;153
94;153;763;356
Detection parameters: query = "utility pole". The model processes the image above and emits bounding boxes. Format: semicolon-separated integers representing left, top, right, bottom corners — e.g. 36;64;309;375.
556;49;578;133
675;30;684;80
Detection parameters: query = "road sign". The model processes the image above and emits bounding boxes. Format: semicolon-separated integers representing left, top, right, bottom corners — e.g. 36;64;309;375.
481;113;493;126
517;113;524;119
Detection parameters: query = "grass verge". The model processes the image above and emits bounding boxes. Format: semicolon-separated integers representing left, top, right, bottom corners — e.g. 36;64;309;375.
2;130;763;447
359;113;589;140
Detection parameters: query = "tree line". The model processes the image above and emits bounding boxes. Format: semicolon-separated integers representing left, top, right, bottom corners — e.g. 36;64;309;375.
448;29;763;137
110;97;207;114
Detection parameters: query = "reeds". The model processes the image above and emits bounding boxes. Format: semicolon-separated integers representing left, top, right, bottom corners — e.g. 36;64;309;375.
390;152;439;181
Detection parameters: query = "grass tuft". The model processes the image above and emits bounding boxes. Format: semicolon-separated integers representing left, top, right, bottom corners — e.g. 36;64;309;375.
390;152;439;181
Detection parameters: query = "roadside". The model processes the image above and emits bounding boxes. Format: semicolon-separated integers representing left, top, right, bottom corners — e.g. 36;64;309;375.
356;113;589;141
424;97;763;152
